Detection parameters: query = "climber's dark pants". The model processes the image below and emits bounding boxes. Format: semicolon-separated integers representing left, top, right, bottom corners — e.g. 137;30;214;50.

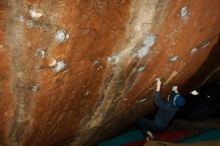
136;118;166;136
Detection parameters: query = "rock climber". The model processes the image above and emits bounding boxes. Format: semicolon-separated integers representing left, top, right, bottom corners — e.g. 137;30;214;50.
136;78;185;141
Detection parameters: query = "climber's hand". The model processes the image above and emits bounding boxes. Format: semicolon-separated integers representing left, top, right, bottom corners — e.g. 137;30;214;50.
156;78;161;91
156;78;161;86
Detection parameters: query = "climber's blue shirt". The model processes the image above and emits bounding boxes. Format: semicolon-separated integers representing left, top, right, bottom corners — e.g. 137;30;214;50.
154;91;179;128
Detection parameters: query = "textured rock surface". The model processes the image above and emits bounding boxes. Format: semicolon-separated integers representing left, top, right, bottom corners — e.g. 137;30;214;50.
0;0;220;146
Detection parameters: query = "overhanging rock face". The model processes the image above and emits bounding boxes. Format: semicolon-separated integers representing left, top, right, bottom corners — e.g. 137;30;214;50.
0;0;220;145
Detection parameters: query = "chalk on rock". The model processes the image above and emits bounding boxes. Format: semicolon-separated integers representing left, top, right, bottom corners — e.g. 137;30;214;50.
107;55;120;64
136;98;147;103
169;56;180;62
32;85;38;93
138;66;145;72
93;60;99;65
35;49;46;59
190;48;198;55
200;41;210;48
55;30;68;44
179;6;189;21
26;20;34;28
53;60;66;73
137;34;156;58
84;90;90;96
17;15;24;22
29;9;43;20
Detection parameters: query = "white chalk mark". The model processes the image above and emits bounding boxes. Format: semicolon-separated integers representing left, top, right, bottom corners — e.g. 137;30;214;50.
55;30;67;44
107;55;120;64
32;85;38;93
93;60;99;65
136;98;147;103
180;6;189;21
201;42;210;48
29;9;43;19
169;56;179;62
17;15;24;22
53;60;66;73
35;49;46;59
137;34;156;58
26;20;34;28
84;90;90;96
138;66;145;72
190;48;198;55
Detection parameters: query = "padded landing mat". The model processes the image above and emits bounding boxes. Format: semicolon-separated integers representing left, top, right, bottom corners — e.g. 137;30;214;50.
98;130;144;146
144;140;220;146
179;128;220;143
155;131;191;142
